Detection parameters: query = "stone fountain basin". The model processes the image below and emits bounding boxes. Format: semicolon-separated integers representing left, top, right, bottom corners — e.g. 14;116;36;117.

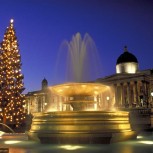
49;82;109;96
28;111;136;144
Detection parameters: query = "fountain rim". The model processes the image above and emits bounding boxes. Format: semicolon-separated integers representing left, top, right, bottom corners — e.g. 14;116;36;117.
49;82;110;97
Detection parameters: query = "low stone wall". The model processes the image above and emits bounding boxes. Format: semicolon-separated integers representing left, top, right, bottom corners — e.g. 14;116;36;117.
121;108;152;132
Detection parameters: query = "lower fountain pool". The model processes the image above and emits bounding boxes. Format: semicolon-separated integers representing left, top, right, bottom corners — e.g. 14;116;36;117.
0;132;153;153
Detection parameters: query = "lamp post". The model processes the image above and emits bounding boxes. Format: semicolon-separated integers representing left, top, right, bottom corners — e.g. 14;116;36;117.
151;92;153;107
106;96;110;109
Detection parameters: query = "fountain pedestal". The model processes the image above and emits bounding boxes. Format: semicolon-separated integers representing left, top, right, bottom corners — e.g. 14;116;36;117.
28;111;136;144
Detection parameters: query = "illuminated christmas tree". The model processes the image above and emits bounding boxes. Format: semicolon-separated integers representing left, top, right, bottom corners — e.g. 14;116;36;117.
0;19;25;129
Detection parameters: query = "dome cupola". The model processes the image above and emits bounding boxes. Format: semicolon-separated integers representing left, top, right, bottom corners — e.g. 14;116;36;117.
42;78;48;90
116;46;139;74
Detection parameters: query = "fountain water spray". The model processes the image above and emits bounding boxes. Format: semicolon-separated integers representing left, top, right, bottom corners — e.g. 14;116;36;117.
55;33;102;83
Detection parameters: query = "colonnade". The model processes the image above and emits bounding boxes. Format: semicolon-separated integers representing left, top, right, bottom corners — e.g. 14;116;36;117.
114;80;150;108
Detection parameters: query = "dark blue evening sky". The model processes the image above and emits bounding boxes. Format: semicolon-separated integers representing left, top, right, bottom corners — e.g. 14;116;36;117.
0;0;153;93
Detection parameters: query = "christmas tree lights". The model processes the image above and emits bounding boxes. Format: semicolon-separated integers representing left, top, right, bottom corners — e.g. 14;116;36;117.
0;19;25;128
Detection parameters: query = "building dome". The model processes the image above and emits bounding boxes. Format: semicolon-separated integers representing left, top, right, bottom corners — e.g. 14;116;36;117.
116;46;138;64
116;46;139;74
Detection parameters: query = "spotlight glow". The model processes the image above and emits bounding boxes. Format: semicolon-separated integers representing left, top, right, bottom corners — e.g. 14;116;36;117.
0;131;5;137
139;141;153;145
137;135;144;139
4;140;21;144
60;145;85;150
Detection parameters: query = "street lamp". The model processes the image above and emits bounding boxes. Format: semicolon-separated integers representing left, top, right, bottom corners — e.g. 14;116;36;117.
44;103;47;106
106;96;110;109
151;92;153;107
106;96;110;101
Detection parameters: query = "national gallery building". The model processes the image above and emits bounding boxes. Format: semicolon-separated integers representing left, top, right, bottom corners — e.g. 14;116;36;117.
25;46;153;114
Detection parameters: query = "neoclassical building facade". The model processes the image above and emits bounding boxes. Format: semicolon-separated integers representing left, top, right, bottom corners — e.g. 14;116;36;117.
25;78;49;114
97;46;153;108
25;46;153;114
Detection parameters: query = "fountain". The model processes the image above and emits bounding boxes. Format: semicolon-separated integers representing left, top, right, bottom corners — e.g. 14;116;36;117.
28;33;136;144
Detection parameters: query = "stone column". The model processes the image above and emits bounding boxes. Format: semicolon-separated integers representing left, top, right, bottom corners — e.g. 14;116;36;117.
27;98;30;114
120;83;125;107
141;80;145;107
127;82;131;107
146;81;149;107
114;84;118;107
134;81;138;107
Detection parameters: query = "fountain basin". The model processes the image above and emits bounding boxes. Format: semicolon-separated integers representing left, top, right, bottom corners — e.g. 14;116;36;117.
48;82;112;111
50;82;109;96
28;111;136;144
